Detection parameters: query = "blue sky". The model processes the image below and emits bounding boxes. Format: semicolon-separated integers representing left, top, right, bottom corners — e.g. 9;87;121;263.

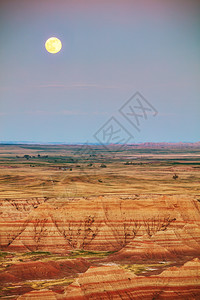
0;0;199;143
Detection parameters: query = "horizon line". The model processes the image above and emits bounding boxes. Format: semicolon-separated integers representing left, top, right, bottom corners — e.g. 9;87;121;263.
0;141;199;146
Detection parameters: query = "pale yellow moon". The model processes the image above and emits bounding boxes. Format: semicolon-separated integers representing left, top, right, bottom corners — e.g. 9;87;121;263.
45;37;62;54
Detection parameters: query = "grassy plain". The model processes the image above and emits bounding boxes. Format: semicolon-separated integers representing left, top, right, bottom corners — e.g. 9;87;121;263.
0;144;199;200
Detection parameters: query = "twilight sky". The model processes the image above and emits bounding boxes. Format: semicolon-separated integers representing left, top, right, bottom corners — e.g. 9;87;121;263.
0;0;199;143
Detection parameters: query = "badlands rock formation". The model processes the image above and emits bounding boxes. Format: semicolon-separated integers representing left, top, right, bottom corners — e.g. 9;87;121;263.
1;194;199;299
17;290;58;300
63;258;200;299
18;258;199;299
108;225;200;262
0;258;90;283
1;195;200;260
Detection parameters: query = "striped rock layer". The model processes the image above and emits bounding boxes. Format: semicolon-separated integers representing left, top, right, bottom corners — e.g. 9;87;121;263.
0;195;200;261
17;258;200;300
0;258;90;283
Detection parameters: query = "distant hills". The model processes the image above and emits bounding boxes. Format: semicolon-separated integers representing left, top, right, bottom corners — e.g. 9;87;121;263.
127;142;200;148
0;141;200;148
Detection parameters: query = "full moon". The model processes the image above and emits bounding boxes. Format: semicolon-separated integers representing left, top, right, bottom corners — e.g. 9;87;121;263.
45;37;62;54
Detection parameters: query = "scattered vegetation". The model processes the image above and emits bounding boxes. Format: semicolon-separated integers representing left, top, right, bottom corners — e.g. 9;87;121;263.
103;201;142;248
53;215;101;250
68;250;115;258
22;251;51;256
0;251;9;258
120;262;171;275
143;215;176;237
173;173;178;180
100;163;107;168
24;277;73;290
